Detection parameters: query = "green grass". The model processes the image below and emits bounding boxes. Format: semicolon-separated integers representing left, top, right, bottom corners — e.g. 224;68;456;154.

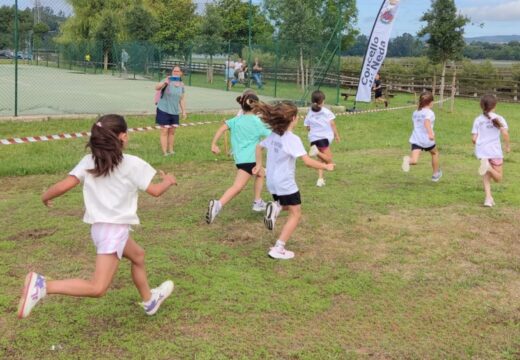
1;98;519;359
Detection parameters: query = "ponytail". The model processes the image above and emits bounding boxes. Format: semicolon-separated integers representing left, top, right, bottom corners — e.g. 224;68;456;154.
236;91;259;112
87;114;128;177
480;94;501;128
311;90;325;112
253;101;298;136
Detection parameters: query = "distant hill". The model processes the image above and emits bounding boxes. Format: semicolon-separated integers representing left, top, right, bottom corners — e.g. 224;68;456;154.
465;35;520;44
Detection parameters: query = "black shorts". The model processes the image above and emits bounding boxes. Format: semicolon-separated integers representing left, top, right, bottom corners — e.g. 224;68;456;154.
272;191;301;206
411;143;436;152
311;139;330;149
156;108;180;127
236;162;256;175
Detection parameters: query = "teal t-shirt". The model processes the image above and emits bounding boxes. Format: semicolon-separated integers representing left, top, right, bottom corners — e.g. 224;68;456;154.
157;82;184;115
225;114;271;164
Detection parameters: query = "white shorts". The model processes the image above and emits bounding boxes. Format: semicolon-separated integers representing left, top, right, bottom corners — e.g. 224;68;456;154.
91;223;130;259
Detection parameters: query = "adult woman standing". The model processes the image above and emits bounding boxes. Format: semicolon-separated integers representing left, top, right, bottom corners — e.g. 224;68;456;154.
155;66;187;155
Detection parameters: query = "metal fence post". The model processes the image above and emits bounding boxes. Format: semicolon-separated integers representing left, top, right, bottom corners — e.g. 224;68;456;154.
14;0;19;116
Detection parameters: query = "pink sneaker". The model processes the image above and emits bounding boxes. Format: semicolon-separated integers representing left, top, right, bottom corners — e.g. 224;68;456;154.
18;272;47;319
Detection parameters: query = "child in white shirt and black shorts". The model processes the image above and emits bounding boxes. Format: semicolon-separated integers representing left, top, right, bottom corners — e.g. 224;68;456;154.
252;101;335;260
402;91;442;182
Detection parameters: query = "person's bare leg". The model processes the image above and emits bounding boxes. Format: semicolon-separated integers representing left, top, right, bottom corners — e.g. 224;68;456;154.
487;164;503;182
483;172;493;201
430;148;440;174
409;149;421;166
253;172;264;202
219;170;251;206
123;238;152;302
278;205;301;243
46;254;119;298
168;127;176;153
160;128;168;155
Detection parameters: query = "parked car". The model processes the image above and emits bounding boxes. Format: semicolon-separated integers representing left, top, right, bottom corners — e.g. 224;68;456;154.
0;50;15;59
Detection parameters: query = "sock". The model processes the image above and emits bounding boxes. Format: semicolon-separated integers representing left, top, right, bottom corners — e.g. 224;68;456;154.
275;240;285;248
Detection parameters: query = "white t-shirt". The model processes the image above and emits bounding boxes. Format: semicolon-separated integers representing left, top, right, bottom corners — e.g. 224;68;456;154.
304;107;336;143
260;131;307;196
471;112;508;159
69;154;156;225
234;61;243;71
409;108;436;148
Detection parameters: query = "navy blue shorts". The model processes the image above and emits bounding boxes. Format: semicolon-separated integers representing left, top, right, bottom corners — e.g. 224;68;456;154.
156;108;180;127
273;191;301;206
311;138;330;150
411;143;436;152
236;162;256;175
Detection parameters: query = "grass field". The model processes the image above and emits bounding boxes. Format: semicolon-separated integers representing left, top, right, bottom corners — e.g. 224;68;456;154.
0;97;519;359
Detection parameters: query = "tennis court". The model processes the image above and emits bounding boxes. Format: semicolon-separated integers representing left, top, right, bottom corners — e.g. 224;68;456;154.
0;64;275;117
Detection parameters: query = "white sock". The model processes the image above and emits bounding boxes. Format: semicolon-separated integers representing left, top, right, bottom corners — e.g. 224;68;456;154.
275;240;285;248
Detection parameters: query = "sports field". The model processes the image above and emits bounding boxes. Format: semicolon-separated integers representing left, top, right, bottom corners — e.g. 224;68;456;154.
0;97;519;359
0;65;275;117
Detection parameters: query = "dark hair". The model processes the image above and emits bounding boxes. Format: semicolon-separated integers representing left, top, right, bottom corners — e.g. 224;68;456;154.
253;101;298;136
87;114;128;177
418;91;434;110
311;90;325;112
480;94;502;128
236;91;259;112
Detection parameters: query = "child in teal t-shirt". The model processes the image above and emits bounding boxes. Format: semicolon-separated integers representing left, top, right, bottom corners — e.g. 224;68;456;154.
206;91;271;224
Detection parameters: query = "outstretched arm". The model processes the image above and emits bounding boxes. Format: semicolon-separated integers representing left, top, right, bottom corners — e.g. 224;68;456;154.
301;155;335;171
211;123;229;154
331;120;340;142
42;175;80;207
501;128;510;153
146;170;177;197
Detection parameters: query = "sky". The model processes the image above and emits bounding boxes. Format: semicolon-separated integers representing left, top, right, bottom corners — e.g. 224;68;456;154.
2;0;519;38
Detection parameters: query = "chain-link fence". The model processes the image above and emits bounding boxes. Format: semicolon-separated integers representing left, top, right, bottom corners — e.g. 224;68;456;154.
1;1;519;117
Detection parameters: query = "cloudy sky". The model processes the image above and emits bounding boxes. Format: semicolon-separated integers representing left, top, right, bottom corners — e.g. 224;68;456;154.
3;0;519;38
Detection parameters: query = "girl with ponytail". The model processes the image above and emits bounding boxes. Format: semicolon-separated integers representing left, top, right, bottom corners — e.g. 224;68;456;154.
472;94;511;207
19;114;177;319
206;90;271;224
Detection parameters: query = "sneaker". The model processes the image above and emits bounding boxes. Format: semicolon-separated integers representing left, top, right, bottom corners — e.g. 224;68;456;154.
402;156;410;172
268;246;295;260
316;178;326;187
478;158;491;176
431;170;443;182
308;145;319;157
483;198;495;207
252;199;267;212
206;199;222;224
264;201;282;231
141;280;174;316
18;272;47;319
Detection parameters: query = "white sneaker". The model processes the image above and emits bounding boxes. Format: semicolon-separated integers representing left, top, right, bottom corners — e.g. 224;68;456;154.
206;199;222;224
431;170;443;182
316;178;326;187
402;156;410;172
268;246;295;260
264;201;282;231
18;272;47;319
478;158;491;176
308;145;319;157
141;280;174;316
252;199;267;212
483;198;495;207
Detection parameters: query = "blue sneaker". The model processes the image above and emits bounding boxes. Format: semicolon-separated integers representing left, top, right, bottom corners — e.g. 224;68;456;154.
141;280;174;316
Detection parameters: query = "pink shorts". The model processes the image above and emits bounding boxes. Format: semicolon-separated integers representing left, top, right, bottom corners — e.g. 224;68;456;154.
488;158;503;166
91;223;130;259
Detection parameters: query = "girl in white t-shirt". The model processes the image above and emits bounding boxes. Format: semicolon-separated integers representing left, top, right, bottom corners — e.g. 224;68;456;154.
305;90;341;187
401;91;442;182
252;101;335;260
472;94;511;207
18;114;177;319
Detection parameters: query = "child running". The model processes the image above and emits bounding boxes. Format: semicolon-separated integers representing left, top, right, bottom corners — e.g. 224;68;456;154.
18;114;177;319
472;94;511;207
206;92;271;224
252;101;335;260
401;91;442;182
305;90;340;187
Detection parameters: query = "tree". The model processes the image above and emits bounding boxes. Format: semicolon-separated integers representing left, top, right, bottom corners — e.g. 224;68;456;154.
196;4;225;83
388;33;424;57
94;11;119;70
418;0;469;106
124;4;156;42
153;0;198;60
